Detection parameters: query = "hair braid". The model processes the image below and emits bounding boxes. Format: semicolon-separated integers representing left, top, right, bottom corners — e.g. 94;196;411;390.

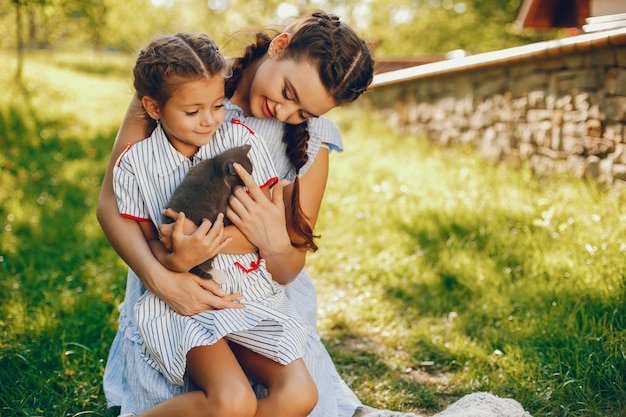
285;11;373;105
226;11;373;252
226;31;320;251
283;122;319;251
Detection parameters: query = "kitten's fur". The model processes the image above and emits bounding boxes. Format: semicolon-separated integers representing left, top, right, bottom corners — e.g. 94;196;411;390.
162;144;253;279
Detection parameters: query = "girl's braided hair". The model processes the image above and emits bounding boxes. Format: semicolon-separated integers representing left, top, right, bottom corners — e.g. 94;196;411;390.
134;32;227;109
225;10;374;252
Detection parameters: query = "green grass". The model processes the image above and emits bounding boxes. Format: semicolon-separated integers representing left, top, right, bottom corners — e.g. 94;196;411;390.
1;51;625;416
1;51;131;417
315;107;626;416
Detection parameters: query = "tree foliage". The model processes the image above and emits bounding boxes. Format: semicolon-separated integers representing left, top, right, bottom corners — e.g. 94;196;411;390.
342;0;562;56
1;0;564;60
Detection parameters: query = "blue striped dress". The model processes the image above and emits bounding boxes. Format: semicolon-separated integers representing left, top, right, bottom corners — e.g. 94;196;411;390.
113;121;307;387
103;102;362;416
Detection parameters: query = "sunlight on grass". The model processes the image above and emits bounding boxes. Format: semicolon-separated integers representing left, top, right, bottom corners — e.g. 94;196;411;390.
311;106;626;415
2;50;133;131
1;51;130;416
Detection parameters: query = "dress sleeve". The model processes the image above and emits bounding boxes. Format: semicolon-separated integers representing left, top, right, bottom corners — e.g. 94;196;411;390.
113;148;151;222
309;116;343;153
300;116;343;177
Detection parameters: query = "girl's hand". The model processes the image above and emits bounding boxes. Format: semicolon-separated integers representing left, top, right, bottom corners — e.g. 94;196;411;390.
156;268;244;316
159;208;188;251
158;211;232;272
226;163;292;258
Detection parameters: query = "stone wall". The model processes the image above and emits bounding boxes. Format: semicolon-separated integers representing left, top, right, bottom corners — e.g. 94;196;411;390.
366;28;626;189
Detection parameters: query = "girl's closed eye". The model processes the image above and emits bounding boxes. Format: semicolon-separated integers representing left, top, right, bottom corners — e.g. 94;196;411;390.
186;110;199;116
282;88;308;120
282;87;291;101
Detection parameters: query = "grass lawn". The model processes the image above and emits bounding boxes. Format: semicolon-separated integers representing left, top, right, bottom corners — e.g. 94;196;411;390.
1;51;625;417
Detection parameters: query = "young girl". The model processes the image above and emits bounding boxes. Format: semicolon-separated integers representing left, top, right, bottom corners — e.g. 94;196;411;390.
113;32;317;417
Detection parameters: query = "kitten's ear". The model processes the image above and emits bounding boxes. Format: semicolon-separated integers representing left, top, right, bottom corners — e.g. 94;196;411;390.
241;144;252;154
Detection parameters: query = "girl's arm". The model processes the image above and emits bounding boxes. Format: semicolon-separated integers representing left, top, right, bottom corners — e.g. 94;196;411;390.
227;147;329;284
96;98;242;315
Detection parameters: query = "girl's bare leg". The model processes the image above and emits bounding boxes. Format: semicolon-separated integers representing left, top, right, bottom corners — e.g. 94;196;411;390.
138;339;257;417
230;343;318;417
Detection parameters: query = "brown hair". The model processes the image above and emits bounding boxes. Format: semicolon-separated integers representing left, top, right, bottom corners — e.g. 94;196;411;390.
225;10;374;251
133;32;227;110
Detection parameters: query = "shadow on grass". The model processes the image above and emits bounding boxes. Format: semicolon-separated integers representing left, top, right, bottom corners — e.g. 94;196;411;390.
323;324;444;413
375;205;626;416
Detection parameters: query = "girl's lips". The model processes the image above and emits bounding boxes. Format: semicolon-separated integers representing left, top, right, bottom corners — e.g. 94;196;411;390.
263;98;274;118
197;128;214;135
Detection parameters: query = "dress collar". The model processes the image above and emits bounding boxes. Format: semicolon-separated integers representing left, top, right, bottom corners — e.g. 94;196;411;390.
224;98;244;117
152;124;212;176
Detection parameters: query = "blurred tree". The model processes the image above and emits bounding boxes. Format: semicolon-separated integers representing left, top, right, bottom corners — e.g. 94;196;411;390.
102;0;179;53
7;0;98;50
1;0;564;60
68;0;109;51
8;0;55;80
351;0;562;57
13;0;24;81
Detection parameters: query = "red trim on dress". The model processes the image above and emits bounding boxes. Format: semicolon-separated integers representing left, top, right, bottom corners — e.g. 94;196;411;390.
234;252;262;273
261;176;279;190
230;118;255;135
121;213;151;222
116;143;133;167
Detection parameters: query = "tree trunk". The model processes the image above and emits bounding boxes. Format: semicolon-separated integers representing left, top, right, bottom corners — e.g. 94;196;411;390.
28;7;37;49
14;0;24;82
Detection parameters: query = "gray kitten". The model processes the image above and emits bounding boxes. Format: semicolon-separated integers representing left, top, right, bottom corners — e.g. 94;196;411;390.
162;144;253;279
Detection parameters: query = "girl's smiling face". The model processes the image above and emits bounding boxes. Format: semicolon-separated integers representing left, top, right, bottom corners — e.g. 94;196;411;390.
248;56;336;125
146;76;225;157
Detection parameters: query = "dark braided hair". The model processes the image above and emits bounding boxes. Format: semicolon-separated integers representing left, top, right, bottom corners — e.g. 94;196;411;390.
226;10;374;252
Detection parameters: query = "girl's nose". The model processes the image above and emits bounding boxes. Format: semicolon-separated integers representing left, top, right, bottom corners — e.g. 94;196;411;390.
200;110;215;126
275;101;298;122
